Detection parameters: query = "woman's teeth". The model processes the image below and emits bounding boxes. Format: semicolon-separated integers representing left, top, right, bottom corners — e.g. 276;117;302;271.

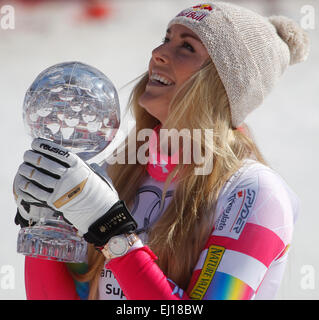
150;73;173;86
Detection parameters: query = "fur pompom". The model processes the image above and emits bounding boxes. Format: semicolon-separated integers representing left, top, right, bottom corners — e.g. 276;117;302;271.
269;15;310;65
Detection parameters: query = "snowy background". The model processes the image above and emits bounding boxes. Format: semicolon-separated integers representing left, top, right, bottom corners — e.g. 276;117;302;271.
0;0;318;299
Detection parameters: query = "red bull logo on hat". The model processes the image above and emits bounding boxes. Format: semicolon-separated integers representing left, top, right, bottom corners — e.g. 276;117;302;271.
192;4;213;11
176;3;213;22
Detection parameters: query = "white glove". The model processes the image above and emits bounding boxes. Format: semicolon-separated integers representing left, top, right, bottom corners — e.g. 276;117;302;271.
15;138;122;238
13;171;58;227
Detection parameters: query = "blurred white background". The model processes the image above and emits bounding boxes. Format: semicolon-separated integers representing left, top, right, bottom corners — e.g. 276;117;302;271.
0;0;318;299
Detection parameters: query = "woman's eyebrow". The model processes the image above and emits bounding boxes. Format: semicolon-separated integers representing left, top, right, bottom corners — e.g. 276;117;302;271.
181;33;201;42
166;28;201;42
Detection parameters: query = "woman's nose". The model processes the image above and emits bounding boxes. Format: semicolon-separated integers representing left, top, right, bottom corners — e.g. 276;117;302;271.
152;45;170;64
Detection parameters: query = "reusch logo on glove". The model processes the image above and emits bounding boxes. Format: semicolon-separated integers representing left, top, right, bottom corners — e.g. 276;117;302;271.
40;143;70;158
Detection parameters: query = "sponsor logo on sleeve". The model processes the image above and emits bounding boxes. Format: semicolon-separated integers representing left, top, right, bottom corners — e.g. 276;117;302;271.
214;188;257;240
189;245;225;300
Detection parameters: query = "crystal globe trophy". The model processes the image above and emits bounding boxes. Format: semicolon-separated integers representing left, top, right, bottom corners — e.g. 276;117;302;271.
17;62;120;263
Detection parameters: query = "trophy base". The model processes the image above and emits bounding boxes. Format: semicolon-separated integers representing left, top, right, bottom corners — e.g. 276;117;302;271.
17;217;87;263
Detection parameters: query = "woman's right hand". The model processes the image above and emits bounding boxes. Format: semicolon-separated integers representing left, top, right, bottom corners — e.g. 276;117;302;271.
13;170;55;227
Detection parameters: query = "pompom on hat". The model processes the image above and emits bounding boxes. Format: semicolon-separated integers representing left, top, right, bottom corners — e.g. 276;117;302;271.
268;15;310;65
168;2;310;128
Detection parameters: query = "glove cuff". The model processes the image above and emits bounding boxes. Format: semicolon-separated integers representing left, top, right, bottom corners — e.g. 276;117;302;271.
83;200;137;247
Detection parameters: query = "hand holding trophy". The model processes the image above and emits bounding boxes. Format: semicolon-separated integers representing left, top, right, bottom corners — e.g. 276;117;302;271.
15;62;120;263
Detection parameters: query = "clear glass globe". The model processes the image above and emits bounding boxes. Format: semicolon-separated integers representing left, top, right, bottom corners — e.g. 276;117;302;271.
17;62;120;263
23;61;120;159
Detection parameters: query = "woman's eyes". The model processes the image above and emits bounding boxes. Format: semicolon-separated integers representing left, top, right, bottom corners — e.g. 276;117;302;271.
162;37;169;44
161;37;195;52
182;42;195;52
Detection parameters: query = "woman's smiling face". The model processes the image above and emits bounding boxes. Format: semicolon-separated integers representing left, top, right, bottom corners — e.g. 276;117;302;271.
138;24;210;124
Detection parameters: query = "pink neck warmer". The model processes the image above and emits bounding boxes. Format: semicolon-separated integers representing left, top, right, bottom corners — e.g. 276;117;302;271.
146;125;178;182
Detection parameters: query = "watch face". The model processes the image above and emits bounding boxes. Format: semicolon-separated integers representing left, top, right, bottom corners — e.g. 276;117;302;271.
109;235;128;256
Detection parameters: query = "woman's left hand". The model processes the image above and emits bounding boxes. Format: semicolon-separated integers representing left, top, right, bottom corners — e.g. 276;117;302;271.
15;138;136;245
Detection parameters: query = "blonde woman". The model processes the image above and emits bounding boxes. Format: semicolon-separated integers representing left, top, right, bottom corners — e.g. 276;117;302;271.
14;2;309;300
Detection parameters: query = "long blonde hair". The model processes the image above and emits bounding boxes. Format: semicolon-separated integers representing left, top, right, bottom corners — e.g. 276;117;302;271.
71;60;267;299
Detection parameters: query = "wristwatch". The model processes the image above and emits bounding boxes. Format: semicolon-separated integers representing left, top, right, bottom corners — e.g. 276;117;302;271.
101;233;139;262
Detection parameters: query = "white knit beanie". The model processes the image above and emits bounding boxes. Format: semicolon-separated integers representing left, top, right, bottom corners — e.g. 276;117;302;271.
168;2;310;128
